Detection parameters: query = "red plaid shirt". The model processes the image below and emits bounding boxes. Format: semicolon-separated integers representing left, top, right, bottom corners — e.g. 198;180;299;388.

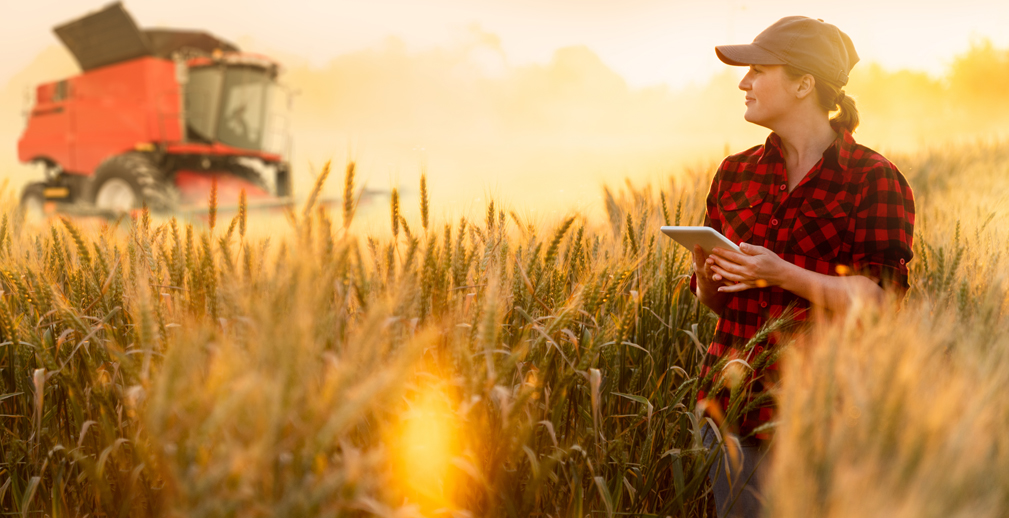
692;129;915;438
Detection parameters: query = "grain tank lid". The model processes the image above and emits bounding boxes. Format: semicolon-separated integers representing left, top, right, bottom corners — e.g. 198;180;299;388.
144;30;239;58
53;2;152;71
53;2;241;72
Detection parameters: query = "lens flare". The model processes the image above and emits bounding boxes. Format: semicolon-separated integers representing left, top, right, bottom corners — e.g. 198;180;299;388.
393;383;459;511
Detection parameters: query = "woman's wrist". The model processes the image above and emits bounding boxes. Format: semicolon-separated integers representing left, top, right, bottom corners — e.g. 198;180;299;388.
776;260;807;295
695;275;728;312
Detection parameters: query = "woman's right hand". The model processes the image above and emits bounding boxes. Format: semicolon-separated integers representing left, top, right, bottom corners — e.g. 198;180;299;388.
693;244;730;313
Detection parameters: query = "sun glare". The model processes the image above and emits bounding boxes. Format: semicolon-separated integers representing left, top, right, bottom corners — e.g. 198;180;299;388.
394;383;460;512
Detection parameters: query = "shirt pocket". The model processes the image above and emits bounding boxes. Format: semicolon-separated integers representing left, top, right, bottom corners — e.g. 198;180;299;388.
718;188;766;245
790;198;852;262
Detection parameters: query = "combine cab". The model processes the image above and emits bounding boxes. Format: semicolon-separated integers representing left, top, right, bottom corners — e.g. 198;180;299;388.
18;2;292;216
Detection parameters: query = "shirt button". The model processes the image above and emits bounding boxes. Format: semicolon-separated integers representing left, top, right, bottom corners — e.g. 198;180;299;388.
771;218;779;226
760;301;768;308
899;258;905;265
779;184;787;191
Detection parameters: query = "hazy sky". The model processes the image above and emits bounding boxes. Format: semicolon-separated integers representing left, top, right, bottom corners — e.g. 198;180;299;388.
2;0;1008;223
3;0;1009;89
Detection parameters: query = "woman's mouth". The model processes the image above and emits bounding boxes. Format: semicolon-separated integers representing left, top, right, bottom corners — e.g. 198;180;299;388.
745;97;755;105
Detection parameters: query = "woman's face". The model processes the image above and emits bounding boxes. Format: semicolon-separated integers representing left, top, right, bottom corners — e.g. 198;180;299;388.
738;65;800;128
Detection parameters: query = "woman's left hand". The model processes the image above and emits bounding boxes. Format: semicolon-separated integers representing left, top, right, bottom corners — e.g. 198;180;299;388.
708;242;794;293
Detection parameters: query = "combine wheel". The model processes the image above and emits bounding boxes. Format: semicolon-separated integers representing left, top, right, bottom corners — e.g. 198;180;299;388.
95;177;137;211
19;183;46;222
88;153;178;212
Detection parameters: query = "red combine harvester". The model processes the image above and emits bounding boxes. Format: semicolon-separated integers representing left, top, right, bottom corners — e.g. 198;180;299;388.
18;2;292;216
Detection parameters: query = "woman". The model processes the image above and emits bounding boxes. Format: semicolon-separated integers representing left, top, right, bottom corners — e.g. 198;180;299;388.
692;16;915;518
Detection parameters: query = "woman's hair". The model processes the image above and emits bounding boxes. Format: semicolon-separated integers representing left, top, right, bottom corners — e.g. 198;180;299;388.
784;65;859;133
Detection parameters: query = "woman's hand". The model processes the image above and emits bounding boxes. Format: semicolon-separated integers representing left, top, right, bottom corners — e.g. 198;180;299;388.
708;242;794;293
693;244;730;313
694;244;725;290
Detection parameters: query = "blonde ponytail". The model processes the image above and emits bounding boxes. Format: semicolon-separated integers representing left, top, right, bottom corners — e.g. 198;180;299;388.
831;91;859;133
784;65;860;133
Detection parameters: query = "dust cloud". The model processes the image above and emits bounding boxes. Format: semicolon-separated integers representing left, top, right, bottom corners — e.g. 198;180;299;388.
277;27;765;228
2;29;1008;228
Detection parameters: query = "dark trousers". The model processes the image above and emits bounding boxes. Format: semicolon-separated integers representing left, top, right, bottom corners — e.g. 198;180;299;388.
702;426;769;518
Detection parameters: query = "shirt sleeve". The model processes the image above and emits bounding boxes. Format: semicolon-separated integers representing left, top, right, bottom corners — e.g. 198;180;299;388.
690;164;724;294
850;162;916;294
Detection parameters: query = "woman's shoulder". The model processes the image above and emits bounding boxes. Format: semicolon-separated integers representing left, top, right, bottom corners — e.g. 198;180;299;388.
845;142;911;186
723;144;767;163
845;142;915;207
717;144;767;173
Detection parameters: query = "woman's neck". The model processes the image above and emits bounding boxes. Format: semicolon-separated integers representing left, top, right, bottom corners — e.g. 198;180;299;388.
773;116;838;188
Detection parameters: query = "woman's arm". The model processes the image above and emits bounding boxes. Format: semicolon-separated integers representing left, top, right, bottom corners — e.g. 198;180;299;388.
707;243;884;313
774;259;883;310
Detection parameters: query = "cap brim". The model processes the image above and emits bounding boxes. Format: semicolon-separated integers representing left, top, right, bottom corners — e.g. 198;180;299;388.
715;44;787;66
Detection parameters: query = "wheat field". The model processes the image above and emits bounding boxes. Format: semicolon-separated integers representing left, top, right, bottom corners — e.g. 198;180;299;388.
0;139;1006;517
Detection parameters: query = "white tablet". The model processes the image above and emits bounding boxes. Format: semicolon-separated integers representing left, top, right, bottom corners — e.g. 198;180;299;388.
660;226;741;254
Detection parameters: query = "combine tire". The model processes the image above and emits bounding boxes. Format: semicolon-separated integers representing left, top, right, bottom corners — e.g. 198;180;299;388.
88;153;178;212
20;183;46;222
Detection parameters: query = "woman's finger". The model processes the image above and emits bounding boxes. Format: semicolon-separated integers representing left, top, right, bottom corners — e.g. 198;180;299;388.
692;245;708;279
711;264;746;283
711;254;747;275
711;247;750;262
692;244;706;267
703;261;721;281
718;282;753;293
738;242;765;256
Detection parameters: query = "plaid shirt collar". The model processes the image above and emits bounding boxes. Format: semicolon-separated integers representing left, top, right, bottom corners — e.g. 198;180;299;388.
758;129;856;171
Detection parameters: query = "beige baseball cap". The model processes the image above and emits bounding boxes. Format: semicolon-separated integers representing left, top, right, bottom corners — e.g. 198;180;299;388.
715;16;859;87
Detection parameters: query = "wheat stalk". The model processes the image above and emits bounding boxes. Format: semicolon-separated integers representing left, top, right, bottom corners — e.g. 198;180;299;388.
303;160;332;220
238;189;247;238
420;172;429;231
208;176;218;232
390;187;400;239
343;161;356;229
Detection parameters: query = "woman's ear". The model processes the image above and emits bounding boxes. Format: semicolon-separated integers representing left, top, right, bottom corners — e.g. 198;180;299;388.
795;74;815;99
